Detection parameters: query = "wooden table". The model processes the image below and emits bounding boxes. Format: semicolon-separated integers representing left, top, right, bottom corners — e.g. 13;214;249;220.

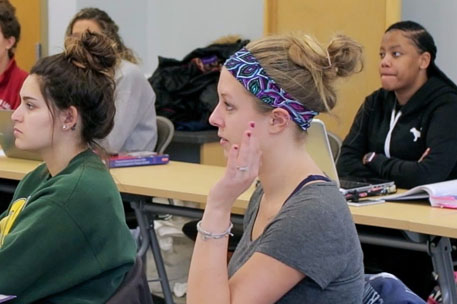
1;156;456;303
0;156;251;209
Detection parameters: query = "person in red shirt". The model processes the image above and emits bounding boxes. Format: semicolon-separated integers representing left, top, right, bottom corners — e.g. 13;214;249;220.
0;0;27;110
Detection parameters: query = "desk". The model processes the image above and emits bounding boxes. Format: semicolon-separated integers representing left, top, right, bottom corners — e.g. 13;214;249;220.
351;202;457;239
1;156;456;304
0;156;251;209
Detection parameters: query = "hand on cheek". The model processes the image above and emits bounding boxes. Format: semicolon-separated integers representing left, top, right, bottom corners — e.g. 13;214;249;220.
208;121;262;209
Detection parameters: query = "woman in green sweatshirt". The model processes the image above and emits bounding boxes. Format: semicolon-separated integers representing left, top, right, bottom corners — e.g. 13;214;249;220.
0;30;136;303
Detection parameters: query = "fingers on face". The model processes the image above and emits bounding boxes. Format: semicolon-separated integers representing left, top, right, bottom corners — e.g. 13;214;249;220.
237;121;257;165
227;121;260;175
227;143;240;170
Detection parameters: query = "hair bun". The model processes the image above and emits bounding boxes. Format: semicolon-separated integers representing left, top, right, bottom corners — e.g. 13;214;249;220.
64;31;118;77
327;34;363;78
287;34;325;71
246;33;363;114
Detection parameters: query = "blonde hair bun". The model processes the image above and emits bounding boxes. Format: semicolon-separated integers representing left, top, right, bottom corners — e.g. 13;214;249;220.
247;33;363;113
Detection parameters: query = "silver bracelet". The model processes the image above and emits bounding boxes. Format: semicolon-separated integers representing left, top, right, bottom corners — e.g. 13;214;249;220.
196;220;234;240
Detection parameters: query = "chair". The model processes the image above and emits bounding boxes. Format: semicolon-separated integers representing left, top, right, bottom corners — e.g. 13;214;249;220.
153;116;176;208
106;256;154;304
124;115;174;223
154;116;175;210
327;131;342;162
155;116;174;154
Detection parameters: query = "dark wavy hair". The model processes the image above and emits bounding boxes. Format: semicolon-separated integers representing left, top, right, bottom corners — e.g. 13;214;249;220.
65;7;138;64
0;0;20;58
31;31;118;146
386;20;457;90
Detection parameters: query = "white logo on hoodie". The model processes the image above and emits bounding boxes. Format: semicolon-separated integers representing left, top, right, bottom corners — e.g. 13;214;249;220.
410;127;421;142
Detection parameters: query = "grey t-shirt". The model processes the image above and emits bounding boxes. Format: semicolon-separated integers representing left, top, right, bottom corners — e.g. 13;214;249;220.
228;180;364;303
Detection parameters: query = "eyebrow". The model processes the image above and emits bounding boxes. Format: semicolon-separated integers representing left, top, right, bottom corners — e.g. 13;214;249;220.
219;92;231;99
380;44;402;51
21;96;39;102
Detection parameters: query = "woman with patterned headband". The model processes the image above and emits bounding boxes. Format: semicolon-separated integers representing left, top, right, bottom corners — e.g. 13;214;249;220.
187;33;364;303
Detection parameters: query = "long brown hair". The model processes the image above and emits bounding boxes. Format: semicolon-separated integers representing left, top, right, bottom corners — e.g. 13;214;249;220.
65;7;138;64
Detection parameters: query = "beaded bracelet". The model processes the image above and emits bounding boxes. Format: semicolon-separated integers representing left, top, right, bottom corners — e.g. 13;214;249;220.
196;220;234;240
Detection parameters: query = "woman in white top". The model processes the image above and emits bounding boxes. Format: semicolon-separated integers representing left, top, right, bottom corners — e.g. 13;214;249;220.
66;7;157;154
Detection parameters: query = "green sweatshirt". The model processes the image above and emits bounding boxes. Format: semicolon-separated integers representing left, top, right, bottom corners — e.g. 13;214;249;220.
0;149;136;303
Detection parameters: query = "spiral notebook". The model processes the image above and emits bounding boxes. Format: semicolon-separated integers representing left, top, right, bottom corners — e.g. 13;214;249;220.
307;119;396;201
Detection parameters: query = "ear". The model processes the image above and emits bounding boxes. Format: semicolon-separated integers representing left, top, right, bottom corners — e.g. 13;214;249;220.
268;108;290;134
59;106;79;131
5;36;15;51
419;51;431;70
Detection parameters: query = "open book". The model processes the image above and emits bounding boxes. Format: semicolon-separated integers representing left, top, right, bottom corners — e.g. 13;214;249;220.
383;179;457;209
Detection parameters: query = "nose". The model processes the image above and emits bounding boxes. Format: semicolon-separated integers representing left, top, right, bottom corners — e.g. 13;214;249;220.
380;54;391;68
209;102;224;128
11;104;23;122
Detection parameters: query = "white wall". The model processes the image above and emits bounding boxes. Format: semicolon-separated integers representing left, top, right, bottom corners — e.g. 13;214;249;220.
47;0;76;54
402;0;457;83
47;0;264;76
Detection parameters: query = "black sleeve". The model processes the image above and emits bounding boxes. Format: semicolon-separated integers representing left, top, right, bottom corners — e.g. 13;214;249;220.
337;97;377;178
368;100;457;188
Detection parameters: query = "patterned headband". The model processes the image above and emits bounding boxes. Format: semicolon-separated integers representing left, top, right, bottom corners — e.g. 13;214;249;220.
224;48;318;131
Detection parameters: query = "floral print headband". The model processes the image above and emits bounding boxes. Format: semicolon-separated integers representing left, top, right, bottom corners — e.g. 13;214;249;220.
224;48;318;131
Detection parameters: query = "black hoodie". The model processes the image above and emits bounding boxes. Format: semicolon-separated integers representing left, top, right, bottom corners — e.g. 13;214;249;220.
337;76;457;188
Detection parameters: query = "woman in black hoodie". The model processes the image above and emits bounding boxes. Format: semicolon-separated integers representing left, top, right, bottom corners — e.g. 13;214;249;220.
338;20;457;299
337;20;457;189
